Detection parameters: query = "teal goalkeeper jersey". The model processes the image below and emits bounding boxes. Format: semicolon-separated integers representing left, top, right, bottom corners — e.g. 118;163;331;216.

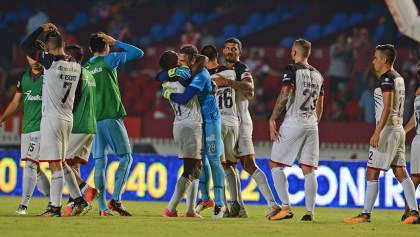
18;69;43;134
84;56;126;121
72;68;97;134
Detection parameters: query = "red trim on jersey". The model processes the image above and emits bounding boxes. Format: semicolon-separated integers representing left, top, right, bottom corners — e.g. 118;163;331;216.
35;50;40;62
207;65;222;71
22;157;39;164
39;160;62;163
179;157;201;161
65;157;88;164
412;173;420;177
367;166;387;171
281;84;294;90
382;90;393;93
235;154;255;160
16;90;22;93
299;163;318;170
269;160;292;167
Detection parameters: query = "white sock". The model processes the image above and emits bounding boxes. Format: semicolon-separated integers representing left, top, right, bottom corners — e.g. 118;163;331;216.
235;169;246;211
401;178;419;212
186;179;198;214
80;182;90;194
21;161;37;206
63;164;82;199
225;167;238;202
271;167;290;206
167;176;191;212
36;170;50;200
362;180;378;214
50;170;64;207
304;172;317;213
252;168;277;207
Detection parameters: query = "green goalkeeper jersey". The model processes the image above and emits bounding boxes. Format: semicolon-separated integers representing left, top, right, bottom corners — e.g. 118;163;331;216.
72;68;97;134
84;56;126;121
18;69;43;134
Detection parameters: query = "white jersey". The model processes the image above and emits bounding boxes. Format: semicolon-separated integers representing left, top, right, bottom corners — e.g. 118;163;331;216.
38;52;82;121
165;74;202;125
208;65;239;127
413;95;420;134
232;61;253;125
374;70;405;127
282;63;324;126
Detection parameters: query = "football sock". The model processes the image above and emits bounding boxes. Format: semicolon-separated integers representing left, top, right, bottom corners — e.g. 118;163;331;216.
63;164;82;199
225;166;238;202
21;161;37;206
186;179;199;214
199;155;211;202
271;167;290;206
401;177;419;212
50;169;64;207
79;182;90;194
235;169;246;210
168;176;191;212
36;169;50;200
94;157;108;211
112;153;133;201
304;172;317;213
362;180;378;214
208;156;225;207
252;168;277;207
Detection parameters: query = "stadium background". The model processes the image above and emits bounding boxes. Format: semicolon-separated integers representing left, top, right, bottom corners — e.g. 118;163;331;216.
0;0;420;209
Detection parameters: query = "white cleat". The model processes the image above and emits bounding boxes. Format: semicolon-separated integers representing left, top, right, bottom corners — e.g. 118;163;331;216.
15;205;28;215
212;205;226;218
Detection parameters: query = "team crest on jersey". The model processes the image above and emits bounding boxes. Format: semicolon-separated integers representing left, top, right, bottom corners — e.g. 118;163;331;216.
243;72;251;78
385;78;389;81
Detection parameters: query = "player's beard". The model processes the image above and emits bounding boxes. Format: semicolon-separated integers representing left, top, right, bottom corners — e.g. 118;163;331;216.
225;54;236;63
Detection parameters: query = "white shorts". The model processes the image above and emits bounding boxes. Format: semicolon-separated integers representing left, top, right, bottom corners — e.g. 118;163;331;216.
39;116;72;162
410;135;420;176
270;123;319;169
235;124;255;158
221;125;239;163
66;133;94;164
173;123;202;159
367;127;406;171
21;132;41;164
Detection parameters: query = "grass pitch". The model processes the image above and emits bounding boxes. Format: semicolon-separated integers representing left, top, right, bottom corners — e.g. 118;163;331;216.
0;196;419;237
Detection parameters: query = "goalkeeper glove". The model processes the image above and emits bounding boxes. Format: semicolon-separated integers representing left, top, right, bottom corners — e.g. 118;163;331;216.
162;83;172;99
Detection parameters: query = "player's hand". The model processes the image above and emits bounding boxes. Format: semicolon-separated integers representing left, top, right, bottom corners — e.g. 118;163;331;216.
269;119;280;142
0;121;4;128
162;83;172;99
41;23;57;31
369;130;380;148
168;66;190;78
211;80;217;94
97;33;116;45
212;75;229;87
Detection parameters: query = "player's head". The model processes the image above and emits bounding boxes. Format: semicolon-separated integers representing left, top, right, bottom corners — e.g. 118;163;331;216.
178;44;199;66
89;32;109;54
44;30;64;52
223;37;242;64
26;40;44;70
373;44;396;73
291;38;311;62
159;50;178;70
200;44;218;62
64;44;84;64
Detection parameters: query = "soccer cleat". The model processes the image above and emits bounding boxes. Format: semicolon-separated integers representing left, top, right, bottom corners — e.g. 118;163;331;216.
84;187;100;204
401;210;419;224
41;206;61;217
238;210;249;218
38;203;53;216
266;204;282;219
15;205;28;215
71;197;88;216
301;211;315;221
163;208;179;217
61;202;74;217
401;213;408;222
228;201;241;217
100;210;114;216
212;205;226;218
108;199;132;216
343;213;371;223
185;212;203;218
269;207;294;221
195;199;215;213
223;208;230;218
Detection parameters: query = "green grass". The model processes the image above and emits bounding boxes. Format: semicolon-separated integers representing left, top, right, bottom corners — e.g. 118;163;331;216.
0;196;419;237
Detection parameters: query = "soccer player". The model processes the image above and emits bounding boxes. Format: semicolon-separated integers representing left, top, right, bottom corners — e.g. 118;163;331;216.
160;44;226;218
62;44;99;216
0;40;51;215
343;44;419;224
200;44;240;217
268;39;324;222
157;50;204;218
213;38;281;218
21;23;88;217
85;32;144;216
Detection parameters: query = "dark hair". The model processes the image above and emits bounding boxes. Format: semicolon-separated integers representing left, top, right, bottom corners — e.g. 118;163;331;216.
224;37;242;51
44;30;63;50
159;50;178;70
179;44;199;61
294;38;311;58
200;44;217;61
376;44;396;66
89;32;106;53
34;40;45;51
64;44;84;63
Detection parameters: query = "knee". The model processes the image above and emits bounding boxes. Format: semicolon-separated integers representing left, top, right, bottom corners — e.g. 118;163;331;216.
241;157;257;174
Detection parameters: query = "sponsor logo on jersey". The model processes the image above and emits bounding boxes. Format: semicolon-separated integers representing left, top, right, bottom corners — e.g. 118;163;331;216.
58;65;79;73
89;67;103;75
206;134;216;142
86;80;96;87
242;72;252;79
29;136;40;143
24;90;42;101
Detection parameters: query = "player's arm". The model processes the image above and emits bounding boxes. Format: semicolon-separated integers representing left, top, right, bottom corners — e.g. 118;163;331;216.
370;91;392;148
269;86;293;141
214;76;253;98
316;94;324;123
101;33;144;69
164;85;200;105
404;114;415;133
191;55;208;76
0;92;23;127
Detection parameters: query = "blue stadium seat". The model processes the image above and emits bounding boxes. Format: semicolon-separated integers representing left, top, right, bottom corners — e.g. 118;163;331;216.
164;23;178;37
170;11;186;31
207;12;219;21
190;12;205;26
264;12;280;27
330;12;347;29
238;24;254;37
303;23;321;41
248;12;264;28
222;24;239;38
366;4;384;18
149;23;165;41
322;23;338;36
373;25;384;42
66;12;88;32
348;12;364;25
279;36;296;47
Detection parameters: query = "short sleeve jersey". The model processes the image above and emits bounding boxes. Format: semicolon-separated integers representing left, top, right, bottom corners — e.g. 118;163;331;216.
232;61;253;125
